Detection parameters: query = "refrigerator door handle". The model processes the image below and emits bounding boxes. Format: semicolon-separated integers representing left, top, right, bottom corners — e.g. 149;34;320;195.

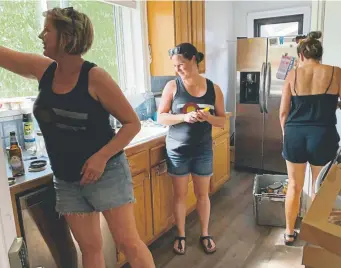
264;62;271;113
260;62;266;113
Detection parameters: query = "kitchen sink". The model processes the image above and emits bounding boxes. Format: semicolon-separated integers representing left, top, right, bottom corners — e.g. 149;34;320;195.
129;126;168;146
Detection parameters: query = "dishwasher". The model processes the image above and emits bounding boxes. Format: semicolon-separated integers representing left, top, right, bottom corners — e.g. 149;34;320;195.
16;185;117;268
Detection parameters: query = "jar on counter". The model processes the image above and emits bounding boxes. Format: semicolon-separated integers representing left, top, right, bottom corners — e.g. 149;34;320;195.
36;131;48;158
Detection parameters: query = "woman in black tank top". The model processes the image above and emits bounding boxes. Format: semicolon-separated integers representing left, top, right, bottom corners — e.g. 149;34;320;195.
0;7;155;268
279;31;341;246
158;43;227;254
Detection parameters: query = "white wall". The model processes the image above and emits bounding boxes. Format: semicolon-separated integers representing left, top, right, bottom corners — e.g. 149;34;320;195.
234;1;312;38
0;142;16;268
205;0;236;133
321;0;341;143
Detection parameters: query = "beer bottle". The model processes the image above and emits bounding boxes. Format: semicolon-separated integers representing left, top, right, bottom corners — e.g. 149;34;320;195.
9;131;25;176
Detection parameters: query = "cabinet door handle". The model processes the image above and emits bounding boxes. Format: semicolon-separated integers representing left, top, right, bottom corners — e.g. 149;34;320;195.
157;162;167;176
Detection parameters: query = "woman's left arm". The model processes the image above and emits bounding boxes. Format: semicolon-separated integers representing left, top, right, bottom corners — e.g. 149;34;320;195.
197;84;226;127
80;67;141;184
279;71;293;135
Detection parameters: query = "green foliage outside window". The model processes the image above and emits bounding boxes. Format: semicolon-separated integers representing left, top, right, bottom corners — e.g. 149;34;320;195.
0;1;118;98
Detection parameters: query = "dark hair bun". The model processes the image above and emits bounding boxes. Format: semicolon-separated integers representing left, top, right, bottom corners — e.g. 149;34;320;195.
308;31;322;40
297;31;323;61
196;52;204;64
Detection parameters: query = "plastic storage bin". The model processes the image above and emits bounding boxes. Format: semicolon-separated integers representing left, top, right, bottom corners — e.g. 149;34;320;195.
253;174;288;227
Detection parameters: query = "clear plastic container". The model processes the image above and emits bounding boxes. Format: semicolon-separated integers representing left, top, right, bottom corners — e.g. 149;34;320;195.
36;131;48;158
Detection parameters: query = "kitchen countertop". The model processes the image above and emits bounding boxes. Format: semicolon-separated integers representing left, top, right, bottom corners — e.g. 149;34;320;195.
6;112;233;194
7;125;168;194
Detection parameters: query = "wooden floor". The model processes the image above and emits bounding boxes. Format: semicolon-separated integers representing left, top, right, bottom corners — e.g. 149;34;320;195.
124;169;306;268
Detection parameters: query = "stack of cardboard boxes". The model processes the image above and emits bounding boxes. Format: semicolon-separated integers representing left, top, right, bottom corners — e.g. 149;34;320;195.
300;164;341;268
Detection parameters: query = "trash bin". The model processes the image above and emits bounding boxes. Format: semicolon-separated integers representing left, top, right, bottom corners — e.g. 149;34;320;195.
253;174;288;227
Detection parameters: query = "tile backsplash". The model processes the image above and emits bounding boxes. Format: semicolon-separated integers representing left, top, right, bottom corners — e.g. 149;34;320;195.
151;76;176;92
1;93;158;152
0;114;25;150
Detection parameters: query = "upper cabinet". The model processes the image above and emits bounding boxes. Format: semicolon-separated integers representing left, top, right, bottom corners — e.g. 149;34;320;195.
147;0;206;76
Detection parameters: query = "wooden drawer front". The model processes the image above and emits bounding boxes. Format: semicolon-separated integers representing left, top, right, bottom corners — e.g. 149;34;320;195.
128;150;149;176
212;118;230;138
150;144;166;167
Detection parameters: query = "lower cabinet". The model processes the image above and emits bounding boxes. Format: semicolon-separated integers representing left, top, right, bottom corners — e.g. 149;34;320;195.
117;171;153;265
210;133;230;193
151;161;174;236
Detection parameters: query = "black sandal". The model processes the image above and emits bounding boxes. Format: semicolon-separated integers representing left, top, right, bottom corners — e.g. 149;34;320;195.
173;236;186;255
199;236;216;254
284;231;298;246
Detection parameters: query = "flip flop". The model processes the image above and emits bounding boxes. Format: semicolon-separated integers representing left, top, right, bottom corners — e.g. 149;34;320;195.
173;236;186;255
284;230;298;246
199;236;216;254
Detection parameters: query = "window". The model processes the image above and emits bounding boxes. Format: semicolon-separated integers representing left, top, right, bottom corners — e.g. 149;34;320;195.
0;0;147;100
254;14;304;38
0;1;44;98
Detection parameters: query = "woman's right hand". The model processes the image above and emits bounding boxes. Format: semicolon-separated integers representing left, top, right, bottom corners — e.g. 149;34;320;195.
183;111;198;123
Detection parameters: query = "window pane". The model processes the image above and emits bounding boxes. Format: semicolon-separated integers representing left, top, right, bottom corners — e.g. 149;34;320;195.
0;1;45;98
68;1;119;82
260;22;299;37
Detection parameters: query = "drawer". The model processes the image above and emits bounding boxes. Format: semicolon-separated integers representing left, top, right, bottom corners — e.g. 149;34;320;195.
150;144;166;167
127;150;149;176
212;118;230;138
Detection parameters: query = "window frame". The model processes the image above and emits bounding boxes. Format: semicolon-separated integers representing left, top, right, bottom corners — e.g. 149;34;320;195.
0;0;149;102
246;6;311;38
254;14;304;38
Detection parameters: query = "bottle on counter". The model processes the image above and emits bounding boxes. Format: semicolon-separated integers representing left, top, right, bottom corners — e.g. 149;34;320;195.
8;131;25;176
22;113;37;154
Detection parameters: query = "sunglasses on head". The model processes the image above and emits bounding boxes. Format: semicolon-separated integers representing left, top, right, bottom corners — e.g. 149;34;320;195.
63;7;76;36
295;35;307;44
168;47;196;59
168;47;181;57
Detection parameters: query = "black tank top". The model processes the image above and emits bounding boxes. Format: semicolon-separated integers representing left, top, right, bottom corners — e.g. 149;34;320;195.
33;61;119;182
167;77;216;150
286;67;338;127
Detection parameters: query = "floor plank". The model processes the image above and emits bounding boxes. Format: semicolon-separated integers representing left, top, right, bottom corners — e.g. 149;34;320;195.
123;170;304;268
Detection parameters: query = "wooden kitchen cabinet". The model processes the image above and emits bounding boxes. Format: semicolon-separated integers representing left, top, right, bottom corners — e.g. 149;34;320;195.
118;152;153;265
151;161;174;236
190;0;205;73
147;0;206;76
210;133;230;193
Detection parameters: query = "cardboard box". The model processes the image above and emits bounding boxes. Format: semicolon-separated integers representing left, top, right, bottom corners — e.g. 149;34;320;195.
302;244;341;268
300;164;341;257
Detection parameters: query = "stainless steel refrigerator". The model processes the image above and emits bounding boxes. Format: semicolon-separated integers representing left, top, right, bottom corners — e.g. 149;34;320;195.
235;36;298;173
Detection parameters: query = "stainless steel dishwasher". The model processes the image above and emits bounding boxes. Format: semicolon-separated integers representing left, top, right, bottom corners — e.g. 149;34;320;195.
17;185;117;268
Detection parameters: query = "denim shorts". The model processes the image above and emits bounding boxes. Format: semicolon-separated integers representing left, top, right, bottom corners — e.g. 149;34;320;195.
166;140;213;177
282;125;339;166
54;153;135;214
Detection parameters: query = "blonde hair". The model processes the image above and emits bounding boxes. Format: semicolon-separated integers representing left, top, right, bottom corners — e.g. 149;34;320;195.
43;7;94;55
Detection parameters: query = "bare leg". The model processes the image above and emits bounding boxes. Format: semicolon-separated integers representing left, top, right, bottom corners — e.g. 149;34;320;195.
285;161;307;242
310;164;325;201
28;205;78;268
192;175;215;251
64;213;105;268
103;203;155;268
171;175;189;253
